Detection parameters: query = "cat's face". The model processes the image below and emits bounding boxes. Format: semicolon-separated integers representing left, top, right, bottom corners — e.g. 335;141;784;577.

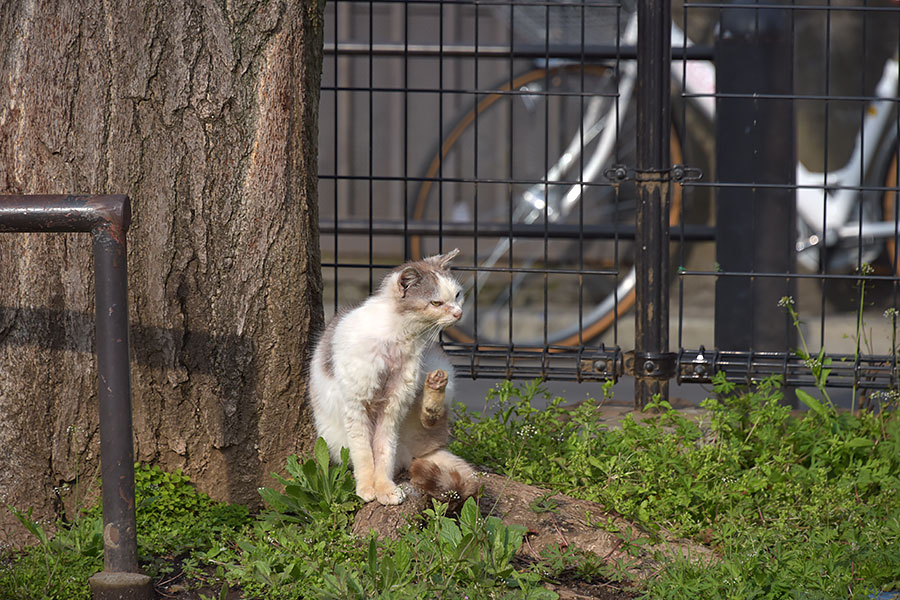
392;249;464;329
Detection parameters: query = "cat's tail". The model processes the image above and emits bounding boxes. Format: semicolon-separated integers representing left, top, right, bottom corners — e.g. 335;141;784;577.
409;449;480;503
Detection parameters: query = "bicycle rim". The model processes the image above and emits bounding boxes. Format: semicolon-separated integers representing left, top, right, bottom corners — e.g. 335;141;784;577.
410;64;683;347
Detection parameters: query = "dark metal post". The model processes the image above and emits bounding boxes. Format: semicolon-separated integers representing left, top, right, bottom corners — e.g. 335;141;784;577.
92;212;139;575
0;195;152;599
714;5;797;378
634;0;673;409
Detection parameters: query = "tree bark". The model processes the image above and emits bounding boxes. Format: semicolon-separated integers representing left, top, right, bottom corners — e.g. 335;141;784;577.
0;0;324;543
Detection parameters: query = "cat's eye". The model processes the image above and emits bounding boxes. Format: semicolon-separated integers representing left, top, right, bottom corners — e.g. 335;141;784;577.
455;291;461;299
430;300;443;306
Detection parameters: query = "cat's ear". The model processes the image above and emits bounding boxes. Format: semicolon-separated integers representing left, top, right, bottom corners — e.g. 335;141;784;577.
398;266;422;297
435;248;460;271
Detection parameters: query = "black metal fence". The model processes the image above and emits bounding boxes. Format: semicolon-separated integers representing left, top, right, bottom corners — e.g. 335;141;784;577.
318;0;900;407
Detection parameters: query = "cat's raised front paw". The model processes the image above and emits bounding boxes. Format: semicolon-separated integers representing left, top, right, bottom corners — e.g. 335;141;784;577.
425;369;449;391
356;482;377;503
421;369;449;428
375;481;406;505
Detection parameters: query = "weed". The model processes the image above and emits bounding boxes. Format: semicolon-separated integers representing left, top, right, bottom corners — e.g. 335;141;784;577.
258;438;360;528
452;377;900;599
5;380;899;600
132;463;250;560
0;508;102;600
315;498;554;599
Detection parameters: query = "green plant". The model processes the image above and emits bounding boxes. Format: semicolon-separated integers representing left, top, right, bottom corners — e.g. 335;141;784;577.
537;543;631;586
258;437;360;527
131;463;250;560
530;492;560;514
452;377;900;599
779;295;836;415
206;446;557;600
317;498;556;600
0;507;102;600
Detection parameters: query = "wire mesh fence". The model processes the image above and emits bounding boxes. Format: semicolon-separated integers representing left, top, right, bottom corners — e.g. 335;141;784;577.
318;0;900;402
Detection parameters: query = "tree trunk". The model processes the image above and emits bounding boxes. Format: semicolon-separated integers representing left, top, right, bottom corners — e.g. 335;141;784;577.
0;0;324;543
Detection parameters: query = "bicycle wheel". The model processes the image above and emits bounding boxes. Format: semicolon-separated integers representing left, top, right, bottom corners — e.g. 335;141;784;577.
410;64;683;347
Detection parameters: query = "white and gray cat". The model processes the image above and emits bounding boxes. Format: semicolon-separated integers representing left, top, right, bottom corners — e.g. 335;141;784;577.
309;249;478;505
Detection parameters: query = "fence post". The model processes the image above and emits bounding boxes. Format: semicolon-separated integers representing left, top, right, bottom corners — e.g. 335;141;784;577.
634;0;674;409
714;3;797;383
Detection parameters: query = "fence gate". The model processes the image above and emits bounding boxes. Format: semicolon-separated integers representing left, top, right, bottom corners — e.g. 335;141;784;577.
319;0;900;408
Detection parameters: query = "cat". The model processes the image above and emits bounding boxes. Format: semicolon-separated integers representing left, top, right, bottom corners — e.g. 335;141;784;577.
309;248;478;505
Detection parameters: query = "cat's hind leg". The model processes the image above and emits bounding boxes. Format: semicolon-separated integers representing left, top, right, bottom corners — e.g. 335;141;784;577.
409;449;480;502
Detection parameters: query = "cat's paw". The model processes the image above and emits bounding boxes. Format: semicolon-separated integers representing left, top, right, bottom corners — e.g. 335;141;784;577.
421;369;449;428
375;481;406;505
425;369;449;391
356;481;377;503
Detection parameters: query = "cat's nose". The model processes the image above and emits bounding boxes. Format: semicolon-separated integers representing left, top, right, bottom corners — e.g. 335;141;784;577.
451;306;462;320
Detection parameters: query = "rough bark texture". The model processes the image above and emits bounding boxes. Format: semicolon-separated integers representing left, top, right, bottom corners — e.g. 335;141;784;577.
0;0;324;543
353;473;715;581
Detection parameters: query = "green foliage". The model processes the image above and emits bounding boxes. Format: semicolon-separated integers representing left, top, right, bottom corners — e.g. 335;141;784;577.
1;462;249;600
199;513;365;599
452;377;900;599
132;462;250;558
196;439;554;599
0;508;102;600
316;498;555;600
258;438;360;527
6;380;900;599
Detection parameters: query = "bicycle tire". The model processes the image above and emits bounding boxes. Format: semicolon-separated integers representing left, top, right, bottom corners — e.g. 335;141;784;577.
410;64;684;347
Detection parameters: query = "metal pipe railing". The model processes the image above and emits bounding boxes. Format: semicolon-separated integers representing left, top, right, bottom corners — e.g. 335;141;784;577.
0;194;151;599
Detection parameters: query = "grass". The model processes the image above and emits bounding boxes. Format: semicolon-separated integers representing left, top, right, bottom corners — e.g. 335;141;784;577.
452;376;900;599
2;377;899;599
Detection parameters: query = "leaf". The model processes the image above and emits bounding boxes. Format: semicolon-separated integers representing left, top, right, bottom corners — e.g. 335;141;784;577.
10;507;47;546
392;540;412;579
844;437;874;449
315;437;331;469
796;389;830;420
460;497;480;532
367;537;377;579
285;454;303;480
528;587;560;599
258;487;288;511
302;459;319;490
438;518;462;548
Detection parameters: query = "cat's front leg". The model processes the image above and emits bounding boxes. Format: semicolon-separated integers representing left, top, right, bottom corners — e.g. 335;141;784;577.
343;401;378;502
371;403;407;505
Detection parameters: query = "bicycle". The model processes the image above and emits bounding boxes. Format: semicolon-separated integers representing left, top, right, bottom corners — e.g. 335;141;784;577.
408;0;900;348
